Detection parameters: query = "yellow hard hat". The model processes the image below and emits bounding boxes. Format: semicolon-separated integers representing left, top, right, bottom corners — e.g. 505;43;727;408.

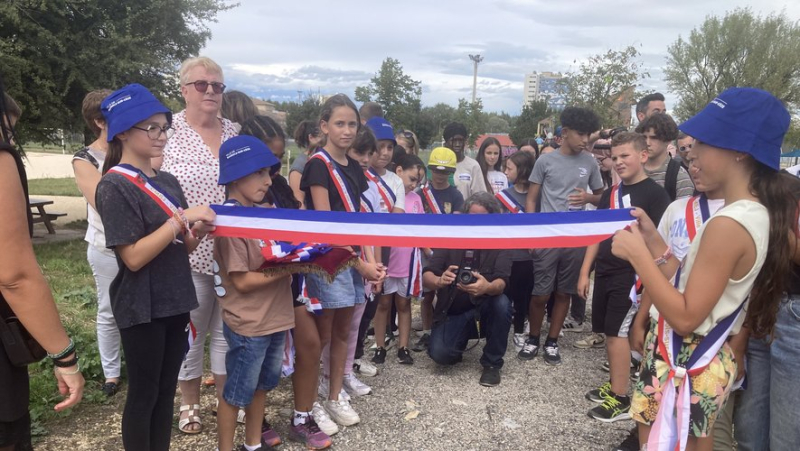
428;147;457;172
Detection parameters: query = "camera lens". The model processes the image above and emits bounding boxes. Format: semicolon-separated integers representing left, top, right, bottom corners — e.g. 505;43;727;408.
458;271;472;284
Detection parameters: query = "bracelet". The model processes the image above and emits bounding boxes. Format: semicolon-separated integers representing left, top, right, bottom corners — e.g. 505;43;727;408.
47;338;75;360
57;364;81;375
654;246;673;266
176;208;190;233
53;355;78;368
166;218;183;244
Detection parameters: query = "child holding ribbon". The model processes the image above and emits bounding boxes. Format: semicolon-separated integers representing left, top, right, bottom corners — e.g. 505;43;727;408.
96;84;215;451
610;88;794;451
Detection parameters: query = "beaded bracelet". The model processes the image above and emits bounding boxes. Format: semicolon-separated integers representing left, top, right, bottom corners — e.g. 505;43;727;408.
53;355;79;368
47;338;75;360
654;246;673;266
176;208;190;232
57;365;81;375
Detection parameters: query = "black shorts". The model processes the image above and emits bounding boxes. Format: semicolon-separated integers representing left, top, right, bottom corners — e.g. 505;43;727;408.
0;412;32;449
591;270;635;337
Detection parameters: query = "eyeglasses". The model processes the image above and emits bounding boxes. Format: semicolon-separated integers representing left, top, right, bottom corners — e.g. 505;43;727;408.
131;124;175;140
185;80;226;94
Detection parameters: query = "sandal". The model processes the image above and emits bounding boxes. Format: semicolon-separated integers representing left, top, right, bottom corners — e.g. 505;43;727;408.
178;404;203;434
211;399;246;424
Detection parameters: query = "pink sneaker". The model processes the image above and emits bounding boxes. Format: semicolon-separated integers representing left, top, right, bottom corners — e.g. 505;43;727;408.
289;418;332;450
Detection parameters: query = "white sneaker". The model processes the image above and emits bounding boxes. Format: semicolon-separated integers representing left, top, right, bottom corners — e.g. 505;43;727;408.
513;333;527;350
323;398;361;426
342;373;372;396
352;358;378;377
562;316;587;333
312;401;339;436
523;320;530;335
318;376;352;401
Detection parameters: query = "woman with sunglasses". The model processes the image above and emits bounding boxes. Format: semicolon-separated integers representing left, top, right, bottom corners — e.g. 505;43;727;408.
154;56;238;434
395;130;419;156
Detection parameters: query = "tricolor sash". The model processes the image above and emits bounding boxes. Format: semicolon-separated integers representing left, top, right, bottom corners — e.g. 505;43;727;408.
496;189;525;213
310;149;359;213
405;247;423;298
365;168;396;211
648;265;745;451
608;184;643;304
107;164;182;219
360;195;374;213
421;185;443;214
685;194;711;242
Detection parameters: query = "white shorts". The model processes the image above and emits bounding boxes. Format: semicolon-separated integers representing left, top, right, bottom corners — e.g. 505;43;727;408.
383;276;410;297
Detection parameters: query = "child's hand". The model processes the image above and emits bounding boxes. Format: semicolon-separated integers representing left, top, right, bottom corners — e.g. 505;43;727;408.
611;223;648;262
191;220;216;239
577;273;590;300
184;205;216;224
357;260;385;283
629;208;658;242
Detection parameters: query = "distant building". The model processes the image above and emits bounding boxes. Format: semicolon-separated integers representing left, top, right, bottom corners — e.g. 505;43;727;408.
475;133;517;158
252;99;288;131
522;71;566;111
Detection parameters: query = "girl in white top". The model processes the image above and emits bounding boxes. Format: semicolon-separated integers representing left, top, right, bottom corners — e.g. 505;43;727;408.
72;89;121;396
610;88;794;451
476;137;508;195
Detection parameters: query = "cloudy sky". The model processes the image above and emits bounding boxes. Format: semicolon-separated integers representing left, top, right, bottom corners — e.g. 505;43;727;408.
202;0;798;115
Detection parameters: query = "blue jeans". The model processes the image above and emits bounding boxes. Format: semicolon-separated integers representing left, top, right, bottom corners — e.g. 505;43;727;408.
222;323;286;408
734;295;800;451
428;294;512;368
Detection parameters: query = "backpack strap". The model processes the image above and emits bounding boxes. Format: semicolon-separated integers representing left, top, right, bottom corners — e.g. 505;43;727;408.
665;158;680;202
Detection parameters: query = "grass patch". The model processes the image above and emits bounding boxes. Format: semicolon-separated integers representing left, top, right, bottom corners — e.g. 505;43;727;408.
28;177;82;197
29;239;110;435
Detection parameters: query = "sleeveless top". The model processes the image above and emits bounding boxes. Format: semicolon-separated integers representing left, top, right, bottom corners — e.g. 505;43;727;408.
650;200;769;336
72;147;113;255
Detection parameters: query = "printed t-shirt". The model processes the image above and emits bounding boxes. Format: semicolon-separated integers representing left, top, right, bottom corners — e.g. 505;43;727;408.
529;150;604;213
487;169;508;195
454;156;487;200
96;170;198;329
657;196;725;261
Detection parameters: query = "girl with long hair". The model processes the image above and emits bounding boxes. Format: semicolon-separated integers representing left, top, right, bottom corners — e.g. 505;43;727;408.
476;137;508;194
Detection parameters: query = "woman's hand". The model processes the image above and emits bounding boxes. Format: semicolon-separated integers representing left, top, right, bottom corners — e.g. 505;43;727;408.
611;223;649;263
53;366;85;412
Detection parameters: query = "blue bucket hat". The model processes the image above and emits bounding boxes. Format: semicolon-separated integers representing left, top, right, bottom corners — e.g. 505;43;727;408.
366;117;396;144
679;87;789;171
218;135;280;185
101;83;172;142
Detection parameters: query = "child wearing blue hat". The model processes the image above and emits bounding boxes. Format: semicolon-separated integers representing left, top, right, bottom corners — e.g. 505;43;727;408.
95;83;216;451
609;87;795;450
212;135;326;450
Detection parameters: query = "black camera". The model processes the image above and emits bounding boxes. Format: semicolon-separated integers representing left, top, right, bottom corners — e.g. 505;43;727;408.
456;250;478;285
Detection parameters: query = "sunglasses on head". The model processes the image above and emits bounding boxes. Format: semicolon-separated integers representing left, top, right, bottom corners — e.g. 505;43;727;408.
401;130;415;139
185;80;226;94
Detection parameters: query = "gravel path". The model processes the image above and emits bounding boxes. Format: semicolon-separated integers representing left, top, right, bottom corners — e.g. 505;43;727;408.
39;324;632;451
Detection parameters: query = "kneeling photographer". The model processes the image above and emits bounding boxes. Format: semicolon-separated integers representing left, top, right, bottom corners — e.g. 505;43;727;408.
423;193;513;387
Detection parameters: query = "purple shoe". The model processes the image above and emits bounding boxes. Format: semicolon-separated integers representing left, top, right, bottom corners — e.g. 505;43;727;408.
261;419;282;448
289;418;332;450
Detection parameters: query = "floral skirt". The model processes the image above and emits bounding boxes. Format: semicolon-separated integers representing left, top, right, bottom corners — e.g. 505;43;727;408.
631;320;737;437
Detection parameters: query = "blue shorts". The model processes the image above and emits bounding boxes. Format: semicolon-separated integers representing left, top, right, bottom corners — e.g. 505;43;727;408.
306;267;365;309
222;323;286;408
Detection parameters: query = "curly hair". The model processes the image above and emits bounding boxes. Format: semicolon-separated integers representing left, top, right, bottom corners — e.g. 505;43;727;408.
559;107;601;135
635;113;678;142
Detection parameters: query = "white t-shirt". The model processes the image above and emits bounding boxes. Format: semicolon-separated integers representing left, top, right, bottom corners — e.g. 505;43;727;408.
486;170;508;195
657;196;725;261
378;170;406;212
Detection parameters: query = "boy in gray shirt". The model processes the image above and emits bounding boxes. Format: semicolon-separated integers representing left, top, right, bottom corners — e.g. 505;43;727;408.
521;107;605;366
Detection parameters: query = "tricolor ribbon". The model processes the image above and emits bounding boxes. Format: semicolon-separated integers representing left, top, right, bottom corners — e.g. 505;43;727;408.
405;247;423;298
608;183;643;304
365;168;396;211
310;149;359;213
648;264;745;451
685;194;711;242
421;185;444;214
496;189;525;213
210;204;635;250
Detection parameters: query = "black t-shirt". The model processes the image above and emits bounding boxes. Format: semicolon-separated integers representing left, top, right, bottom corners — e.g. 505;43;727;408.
300;154;368;212
417;185;464;214
595;178;670;276
424;248;512;322
96;170;198;329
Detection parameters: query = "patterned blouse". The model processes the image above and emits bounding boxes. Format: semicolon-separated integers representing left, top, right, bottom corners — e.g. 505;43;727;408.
161;110;237;275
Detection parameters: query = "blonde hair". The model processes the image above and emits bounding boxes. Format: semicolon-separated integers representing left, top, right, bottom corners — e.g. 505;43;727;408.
179;56;224;85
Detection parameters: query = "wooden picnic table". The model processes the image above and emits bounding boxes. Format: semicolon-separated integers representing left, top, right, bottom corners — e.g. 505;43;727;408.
29;197;67;234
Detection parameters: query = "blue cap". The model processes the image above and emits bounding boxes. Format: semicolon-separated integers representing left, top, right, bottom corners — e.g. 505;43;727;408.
218;135;280;185
679;87;789;171
366;117;396;144
101;84;172;142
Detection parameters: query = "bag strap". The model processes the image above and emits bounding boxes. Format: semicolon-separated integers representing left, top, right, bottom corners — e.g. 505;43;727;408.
665;158;680;202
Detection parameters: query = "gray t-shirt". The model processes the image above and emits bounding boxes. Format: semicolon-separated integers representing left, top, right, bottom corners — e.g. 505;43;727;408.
529;150;604;213
290;152;309;175
645;157;694;200
96;170;198;329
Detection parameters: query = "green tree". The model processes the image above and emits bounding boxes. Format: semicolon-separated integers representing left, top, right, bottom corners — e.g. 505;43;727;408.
419;102;457;148
486;114;510;133
274;92;323;138
509;100;553;146
665;8;800;120
355;57;422;133
785;119;800;152
454;98;487;146
558;45;649;126
0;0;236;144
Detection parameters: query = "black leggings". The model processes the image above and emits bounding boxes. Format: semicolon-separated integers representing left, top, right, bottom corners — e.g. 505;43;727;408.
119;313;189;451
506;260;534;334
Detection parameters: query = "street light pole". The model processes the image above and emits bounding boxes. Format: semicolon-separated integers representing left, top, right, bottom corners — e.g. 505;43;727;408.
469;54;483;105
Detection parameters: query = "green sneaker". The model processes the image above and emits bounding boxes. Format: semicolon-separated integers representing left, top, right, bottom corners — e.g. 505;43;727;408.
585;381;612;403
588;393;631;423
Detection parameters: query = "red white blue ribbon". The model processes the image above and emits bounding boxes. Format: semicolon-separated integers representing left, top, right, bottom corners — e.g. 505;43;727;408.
496;189;525;213
421;185;444;214
685;194;711;242
365;168;396;211
107;164;182;218
309;149;359;213
609;184;642;304
210;205;635;249
405;247;423;298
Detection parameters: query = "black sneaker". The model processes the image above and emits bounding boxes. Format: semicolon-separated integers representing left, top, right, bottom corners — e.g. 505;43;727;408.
611;427;639;451
397;347;414;365
543;342;562;366
371;347;386;364
585;381;611;403
588;393;631;423
517;337;540;361
411;333;430;352
101;381;119;397
479;366;501;387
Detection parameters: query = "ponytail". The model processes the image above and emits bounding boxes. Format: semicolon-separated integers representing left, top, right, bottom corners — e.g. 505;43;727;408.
102;138;123;174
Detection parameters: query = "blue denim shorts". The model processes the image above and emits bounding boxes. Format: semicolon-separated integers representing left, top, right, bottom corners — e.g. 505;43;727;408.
222;323;286;408
305;267;366;309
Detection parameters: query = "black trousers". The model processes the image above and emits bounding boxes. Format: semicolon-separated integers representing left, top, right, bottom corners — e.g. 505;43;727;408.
119;313;189;451
506;260;534;334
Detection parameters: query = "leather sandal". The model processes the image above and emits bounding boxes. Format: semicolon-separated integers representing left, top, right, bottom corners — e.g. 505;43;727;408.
178;404;203;434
